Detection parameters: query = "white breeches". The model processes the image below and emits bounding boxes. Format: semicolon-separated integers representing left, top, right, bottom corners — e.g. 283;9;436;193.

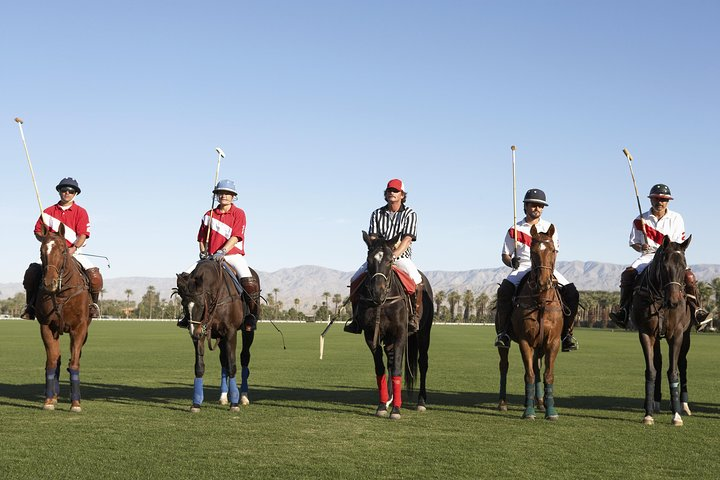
73;248;95;269
631;253;654;274
352;258;422;284
185;254;251;278
506;265;569;287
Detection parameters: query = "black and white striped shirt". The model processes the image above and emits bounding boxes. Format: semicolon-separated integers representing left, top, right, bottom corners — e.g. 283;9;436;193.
368;205;418;259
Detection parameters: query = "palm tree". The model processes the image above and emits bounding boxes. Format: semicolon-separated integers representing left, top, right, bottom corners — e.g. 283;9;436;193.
124;289;133;319
434;290;446;316
332;293;342;314
447;291;461;322
462;290;474;323
322;291;330;307
475;292;489;322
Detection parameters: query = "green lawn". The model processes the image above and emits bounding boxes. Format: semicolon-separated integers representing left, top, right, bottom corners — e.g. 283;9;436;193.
1;321;718;479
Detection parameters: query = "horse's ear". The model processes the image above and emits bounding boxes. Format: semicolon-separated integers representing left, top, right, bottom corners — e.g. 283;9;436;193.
546;224;555;238
530;224;538;237
40;222;49;237
363;230;373;248
662;235;671;248
388;234;402;249
680;234;692;251
58;223;66;238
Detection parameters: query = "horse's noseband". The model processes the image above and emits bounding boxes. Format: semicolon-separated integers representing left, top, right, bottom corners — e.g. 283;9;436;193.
369;271;390;305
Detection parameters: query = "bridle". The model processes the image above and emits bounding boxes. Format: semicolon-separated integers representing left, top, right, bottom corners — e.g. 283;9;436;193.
640;248;686;309
188;261;241;341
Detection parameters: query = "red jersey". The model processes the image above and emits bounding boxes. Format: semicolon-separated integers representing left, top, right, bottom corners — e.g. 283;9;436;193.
34;202;91;247
197;204;246;255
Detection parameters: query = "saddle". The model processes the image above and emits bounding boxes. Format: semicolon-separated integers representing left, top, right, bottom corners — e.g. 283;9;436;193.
350;267;416;299
220;262;247;297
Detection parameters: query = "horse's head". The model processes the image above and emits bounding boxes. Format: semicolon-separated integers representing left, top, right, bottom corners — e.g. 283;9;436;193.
530;224;557;298
653;235;691;308
363;230;398;305
182;260;222;340
39;223;69;293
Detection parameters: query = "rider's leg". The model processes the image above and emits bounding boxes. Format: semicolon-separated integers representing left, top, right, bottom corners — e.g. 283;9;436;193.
85;267;104;318
610;267;637;328
20;263;42;320
408;282;423;334
240;276;261;331
344;265;367;334
494;279;516;348
176;272;192;327
559;283;579;352
684;269;710;329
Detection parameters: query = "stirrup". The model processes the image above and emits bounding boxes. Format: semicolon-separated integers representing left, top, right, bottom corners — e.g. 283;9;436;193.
610;308;627;328
561;335;578;352
176;316;189;328
494;333;510;349
89;303;100;318
20;307;35;320
343;318;362;334
697;316;713;332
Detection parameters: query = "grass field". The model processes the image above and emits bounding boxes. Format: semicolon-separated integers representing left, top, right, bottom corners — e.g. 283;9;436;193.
1;321;718;479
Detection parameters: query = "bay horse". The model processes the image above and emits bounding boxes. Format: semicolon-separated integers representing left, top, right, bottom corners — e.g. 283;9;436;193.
651;320;693;416
504;224;563;420
33;224;92;412
355;231;434;420
176;259;260;412
633;235;692;426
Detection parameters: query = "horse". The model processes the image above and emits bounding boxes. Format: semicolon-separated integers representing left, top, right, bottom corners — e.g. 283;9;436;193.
355;231;433;420
651;320;693;416
33;224;92;412
503;224;564;420
176;259;260;412
633;235;692;426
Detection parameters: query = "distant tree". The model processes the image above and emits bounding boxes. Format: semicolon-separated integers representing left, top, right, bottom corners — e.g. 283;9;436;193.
447;291;461;322
462;290;474;322
124;289;133;319
434;290;446;316
138;286;159;319
475;292;490;322
332;293;342;314
322;291;331;307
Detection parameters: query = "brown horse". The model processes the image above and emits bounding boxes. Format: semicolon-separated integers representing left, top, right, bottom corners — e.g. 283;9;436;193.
633;235;692;426
507;224;563;420
33;224;92;412
355;231;433;420
176;259;260;412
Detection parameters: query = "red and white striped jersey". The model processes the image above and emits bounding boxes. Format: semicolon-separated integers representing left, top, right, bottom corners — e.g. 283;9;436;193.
502;218;558;267
629;209;685;253
197;204;246;255
34;202;91;247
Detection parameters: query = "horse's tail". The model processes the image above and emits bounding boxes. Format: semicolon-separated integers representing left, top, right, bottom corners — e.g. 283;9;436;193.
405;331;418;392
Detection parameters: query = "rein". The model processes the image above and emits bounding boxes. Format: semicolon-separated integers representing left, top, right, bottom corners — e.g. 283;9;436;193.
41;242;87;324
361;267;406;352
189;261;242;349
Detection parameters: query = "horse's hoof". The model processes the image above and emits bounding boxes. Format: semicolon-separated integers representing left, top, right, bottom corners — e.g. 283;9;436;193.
375;405;388;418
498;400;508;412
643;415;654;425
230;405;240;412
537;404;546;413
672;413;684;426
682;402;692;416
389;406;401;420
70;401;82;413
240;393;250;406
42;402;55;411
522;415;536;420
190;405;201;413
416;404;427;413
219;393;229;406
545;415;559;421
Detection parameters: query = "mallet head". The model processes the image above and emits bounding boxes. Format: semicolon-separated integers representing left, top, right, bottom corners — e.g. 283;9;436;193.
14;117;24;124
215;147;225;158
623;148;633;161
511;145;516;151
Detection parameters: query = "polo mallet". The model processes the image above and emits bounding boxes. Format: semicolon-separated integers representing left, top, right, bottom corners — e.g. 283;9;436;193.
76;253;112;268
204;147;226;249
511;145;518;259
15;117;44;216
319;297;350;359
622;148;648;244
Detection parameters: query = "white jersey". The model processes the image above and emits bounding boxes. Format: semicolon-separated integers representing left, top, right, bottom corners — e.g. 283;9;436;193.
502;218;568;286
630;208;685;272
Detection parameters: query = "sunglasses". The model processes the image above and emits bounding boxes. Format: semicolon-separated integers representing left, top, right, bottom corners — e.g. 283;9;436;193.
385;188;400;194
60;188;77;194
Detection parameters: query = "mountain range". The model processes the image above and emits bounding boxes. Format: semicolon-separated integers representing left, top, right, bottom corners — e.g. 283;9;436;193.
2;262;719;313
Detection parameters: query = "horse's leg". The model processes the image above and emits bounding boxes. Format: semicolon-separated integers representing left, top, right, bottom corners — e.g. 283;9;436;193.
652;343;662;413
519;341;537;420
679;329;691;415
67;323;88;413
191;338;206;412
40;324;60;410
372;343;389;418
534;354;545;413
667;333;684;426
638;331;656;425
219;340;229;406
239;329;254;405
417;329;430;412
498;346;509;411
388;341;404;420
543;343;560;420
223;332;241;411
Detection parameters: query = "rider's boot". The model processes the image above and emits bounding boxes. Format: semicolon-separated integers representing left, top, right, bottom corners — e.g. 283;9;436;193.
20;263;42;320
560;283;579;352
684;269;710;331
241;276;261;331
176;272;191;328
86;267;103;319
609;267;637;329
344;275;364;334
408;282;423;335
493;280;515;348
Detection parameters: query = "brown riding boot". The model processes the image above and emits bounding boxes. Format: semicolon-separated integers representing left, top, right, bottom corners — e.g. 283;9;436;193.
494;280;515;348
560;283;579;352
20;263;42;320
685;269;710;330
610;267;637;328
176;272;192;328
86;267;104;318
240;276;261;331
408;283;423;335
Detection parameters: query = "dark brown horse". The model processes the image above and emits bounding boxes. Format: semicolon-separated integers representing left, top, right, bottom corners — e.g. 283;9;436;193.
176;259;260;412
33;224;92;412
633;235;692;426
502;224;563;420
652;319;693;416
355;231;433;420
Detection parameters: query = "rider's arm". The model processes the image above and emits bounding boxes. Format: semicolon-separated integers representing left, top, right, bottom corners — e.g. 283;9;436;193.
501;253;513;268
218;236;239;254
68;234;87;255
392;235;413;259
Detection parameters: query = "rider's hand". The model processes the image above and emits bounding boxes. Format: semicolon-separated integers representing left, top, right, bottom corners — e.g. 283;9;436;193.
212;250;226;261
641;243;651;252
510;257;520;269
199;251;209;260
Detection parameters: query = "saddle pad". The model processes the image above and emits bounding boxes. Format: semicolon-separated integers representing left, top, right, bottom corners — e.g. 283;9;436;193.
392;266;416;295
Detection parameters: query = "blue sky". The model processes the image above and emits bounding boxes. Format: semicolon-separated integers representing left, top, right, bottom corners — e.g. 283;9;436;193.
2;0;718;283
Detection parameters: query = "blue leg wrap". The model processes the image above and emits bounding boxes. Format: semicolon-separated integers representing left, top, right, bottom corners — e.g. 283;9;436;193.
68;368;81;402
193;377;204;406
45;368;56;399
241;367;250;393
220;367;229;394
228;377;239;404
54;360;61;397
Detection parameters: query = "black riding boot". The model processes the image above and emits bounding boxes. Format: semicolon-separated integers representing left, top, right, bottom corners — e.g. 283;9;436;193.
685;269;710;331
610;267;637;328
176;272;191;328
408;283;423;335
241;276;261;331
494;280;515;348
344;299;362;334
560;283;579;352
86;267;103;319
20;263;42;320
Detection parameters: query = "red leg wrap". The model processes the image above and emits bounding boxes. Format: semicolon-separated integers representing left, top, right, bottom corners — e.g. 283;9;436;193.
377;374;389;403
392;376;402;408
